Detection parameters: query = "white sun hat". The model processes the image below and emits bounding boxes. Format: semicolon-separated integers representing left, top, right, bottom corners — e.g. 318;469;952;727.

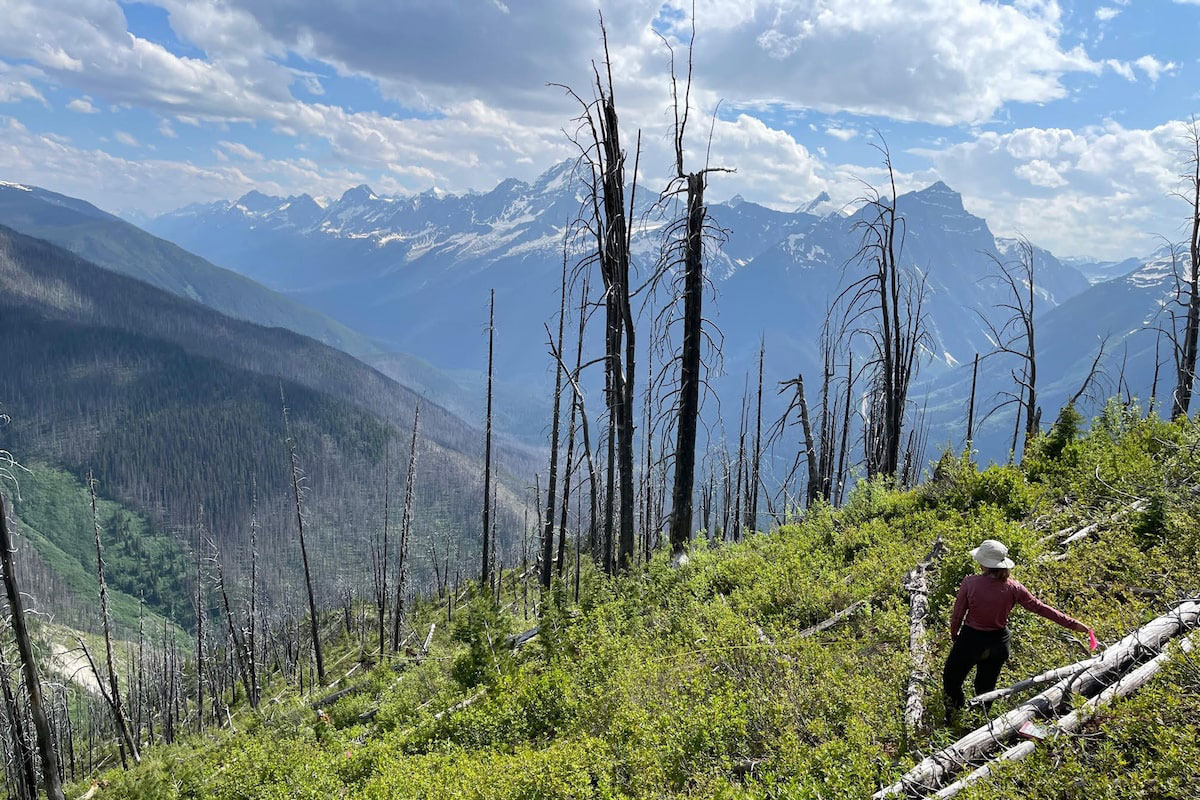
971;539;1016;569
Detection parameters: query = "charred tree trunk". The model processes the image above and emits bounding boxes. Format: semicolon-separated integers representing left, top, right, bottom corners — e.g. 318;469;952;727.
247;481;259;707
848;142;927;479
1172;120;1200;418
482;290;495;589
749;342;764;531
668;170;706;557
0;642;39;800
561;23;639;571
214;543;254;708
393;404;420;650
542;262;568;589
281;388;325;686
966;353;978;449
88;476;138;764
0;493;63;800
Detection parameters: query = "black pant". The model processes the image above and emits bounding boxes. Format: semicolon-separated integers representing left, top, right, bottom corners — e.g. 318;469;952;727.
943;626;1010;709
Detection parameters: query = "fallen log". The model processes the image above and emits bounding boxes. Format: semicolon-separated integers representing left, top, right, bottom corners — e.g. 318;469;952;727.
933;630;1198;798
1039;499;1148;552
969;652;1104;707
799;597;871;638
310;680;368;710
903;538;946;733
508;626;539;650
874;600;1200;798
417;623;436;663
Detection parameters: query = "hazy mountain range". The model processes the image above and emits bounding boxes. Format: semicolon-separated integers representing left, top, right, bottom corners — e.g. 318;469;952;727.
146;160;1170;463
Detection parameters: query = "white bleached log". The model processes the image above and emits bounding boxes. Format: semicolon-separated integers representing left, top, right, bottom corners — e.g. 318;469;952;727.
903;538;946;733
874;600;1200;798
933;631;1197;798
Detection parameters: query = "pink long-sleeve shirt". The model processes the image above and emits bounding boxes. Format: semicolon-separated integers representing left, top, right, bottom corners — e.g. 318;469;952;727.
950;574;1083;638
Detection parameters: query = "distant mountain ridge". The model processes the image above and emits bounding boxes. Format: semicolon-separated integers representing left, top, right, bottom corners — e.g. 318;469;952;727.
147;161;1115;465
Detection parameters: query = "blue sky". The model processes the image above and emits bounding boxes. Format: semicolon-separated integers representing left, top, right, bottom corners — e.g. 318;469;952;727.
0;0;1197;258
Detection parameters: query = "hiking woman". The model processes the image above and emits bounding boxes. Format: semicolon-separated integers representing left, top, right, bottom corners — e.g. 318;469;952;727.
943;538;1088;718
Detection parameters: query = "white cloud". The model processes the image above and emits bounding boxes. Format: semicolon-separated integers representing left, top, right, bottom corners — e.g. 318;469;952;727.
0;63;45;104
917;120;1191;259
0;0;1188;263
1105;59;1136;82
1134;55;1178;83
113;130;140;147
0;115;374;213
660;0;1099;125
157;118;177;138
1014;159;1067;188
66;96;99;113
1095;7;1121;20
217;140;264;160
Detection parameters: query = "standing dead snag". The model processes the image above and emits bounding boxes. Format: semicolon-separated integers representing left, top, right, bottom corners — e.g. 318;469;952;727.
772;316;851;509
558;17;639;571
658;23;732;559
0;642;38;798
212;536;255;709
978;237;1040;458
88;473;139;764
542;254;568;589
0;491;67;800
375;441;391;658
965;353;979;450
1169;117;1200;417
281;387;325;686
482;290;496;588
392;404;420;651
844;138;930;479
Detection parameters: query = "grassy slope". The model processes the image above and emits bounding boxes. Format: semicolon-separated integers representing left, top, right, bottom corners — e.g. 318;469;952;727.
82;403;1200;799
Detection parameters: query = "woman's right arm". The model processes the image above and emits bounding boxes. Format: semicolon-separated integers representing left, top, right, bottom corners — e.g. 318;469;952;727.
1014;583;1086;631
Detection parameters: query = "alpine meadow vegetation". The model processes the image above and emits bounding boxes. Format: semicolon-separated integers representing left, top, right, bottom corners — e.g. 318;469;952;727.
69;403;1200;799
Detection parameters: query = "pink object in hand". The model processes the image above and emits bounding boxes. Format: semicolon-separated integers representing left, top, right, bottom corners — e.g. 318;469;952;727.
1089;629;1099;652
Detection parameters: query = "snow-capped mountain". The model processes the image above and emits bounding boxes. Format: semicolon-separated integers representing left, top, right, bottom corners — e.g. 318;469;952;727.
151;162;1086;375
151;161;1109;463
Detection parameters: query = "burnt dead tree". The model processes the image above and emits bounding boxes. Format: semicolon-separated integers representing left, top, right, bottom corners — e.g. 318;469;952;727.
979;237;1040;456
558;19;640;572
0;491;66;800
1170;118;1200;418
212;536;254;709
542;254;568;589
392;403;420;651
546;310;602;577
772;314;852;509
657;27;732;559
373;442;391;658
481;290;496;589
281;387;325;686
88;473;139;764
844;140;930;479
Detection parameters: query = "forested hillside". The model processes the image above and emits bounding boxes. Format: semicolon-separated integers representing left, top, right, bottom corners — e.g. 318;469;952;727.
0;183;381;360
68;405;1200;799
0;225;536;631
0;182;512;440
